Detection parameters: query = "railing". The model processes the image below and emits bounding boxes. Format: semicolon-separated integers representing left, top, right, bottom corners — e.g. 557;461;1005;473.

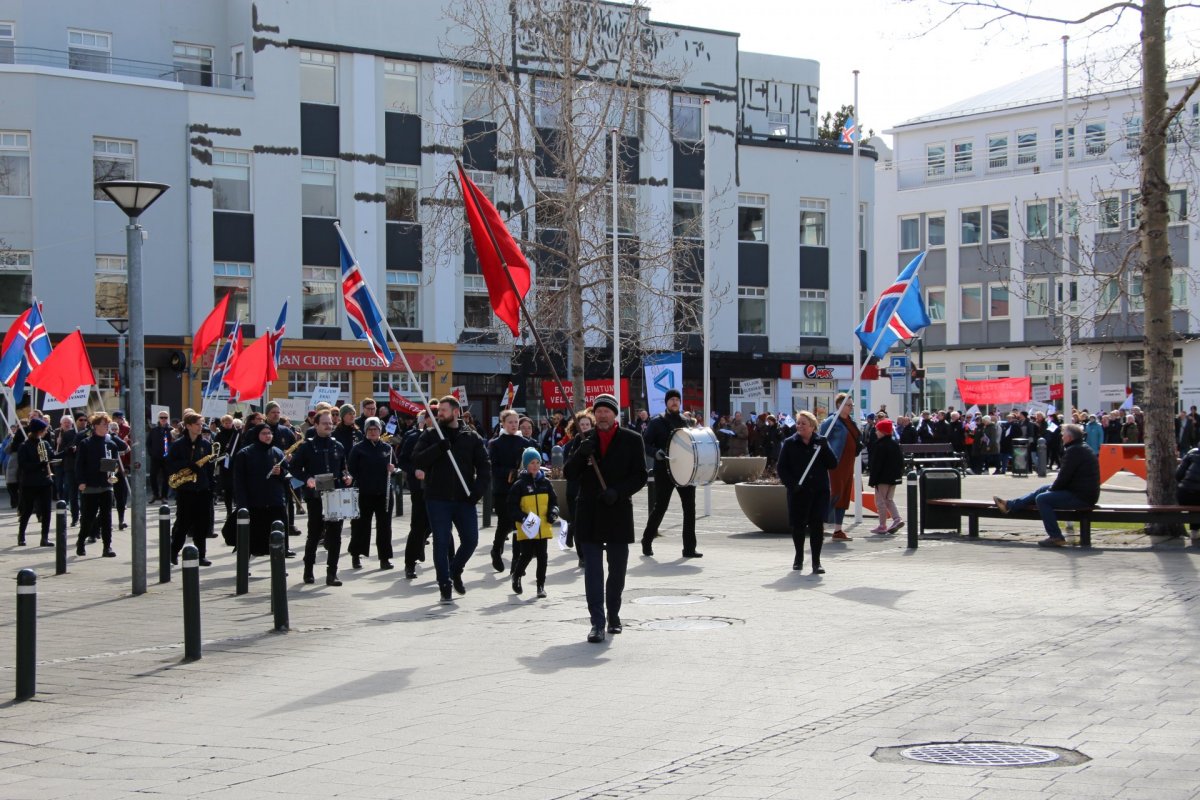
737;131;878;158
3;46;252;92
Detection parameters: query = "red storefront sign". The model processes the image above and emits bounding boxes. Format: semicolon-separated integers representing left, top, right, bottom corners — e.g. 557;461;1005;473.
277;350;440;372
541;379;631;409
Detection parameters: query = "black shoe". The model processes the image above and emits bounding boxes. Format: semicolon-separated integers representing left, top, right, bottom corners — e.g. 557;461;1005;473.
814;565;825;575
326;573;342;587
16;537;25;546
170;554;178;565
286;550;297;558
682;551;703;558
303;565;315;584
587;625;605;643
119;523;128;530
491;550;504;572
70;519;78;527
607;616;623;634
642;540;653;557
103;549;117;558
439;584;453;603
198;558;212;567
512;573;523;594
352;555;362;569
40;538;50;547
76;545;86;556
793;560;803;571
537;583;547;598
452;575;466;595
405;565;417;580
87;536;97;544
380;560;393;570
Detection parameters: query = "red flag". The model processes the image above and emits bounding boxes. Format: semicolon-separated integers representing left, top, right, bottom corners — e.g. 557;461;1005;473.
956;377;1032;405
222;331;273;402
26;330;95;403
458;164;531;336
501;381;515;408
192;294;231;364
388;388;424;416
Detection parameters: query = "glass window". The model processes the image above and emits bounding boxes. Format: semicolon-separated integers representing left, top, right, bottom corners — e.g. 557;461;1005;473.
93;138;135;200
462;69;493;122
95;255;127;318
927;214;945;248
1084;120;1106;156
371;371;430;400
960;284;982;322
68;29;111;73
1099;276;1121;311
1125;114;1142;151
463;274;491;330
1026;201;1049;239
1056;199;1080;236
464;169;494;203
385;270;420;328
1098;196;1121;231
988;283;1009;320
1128;192;1141;230
1172;272;1188;309
899;216;920;251
799;198;827;246
737;286;766;335
288;370;351;399
213;262;252;323
1129;272;1145;311
1025;278;1049;318
534;78;561;128
1056;277;1078;314
0;131;30;197
671;93;703;141
989;206;1009;241
301;157;337;217
385;164;418;223
926;142;945;177
674;282;701;333
0;22;13;65
1016;129;1037;165
384;60;418;113
673;188;702;239
299;49;336;104
606;184;637;235
987;134;1008;168
767;111;790;137
737;193;767;242
953;140;973;174
212;149;250;212
537;178;566;232
302;266;338;325
173;42;214;87
798;289;827;336
1053;125;1076;160
0;251;32;315
1168;188;1187;224
926;287;946;323
961;362;1010;380
961;209;982;245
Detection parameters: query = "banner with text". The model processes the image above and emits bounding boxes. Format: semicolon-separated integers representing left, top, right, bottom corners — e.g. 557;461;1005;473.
542;378;632;410
643;352;683;416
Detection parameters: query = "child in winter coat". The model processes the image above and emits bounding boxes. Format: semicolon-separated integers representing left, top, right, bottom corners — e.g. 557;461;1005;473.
507;447;560;598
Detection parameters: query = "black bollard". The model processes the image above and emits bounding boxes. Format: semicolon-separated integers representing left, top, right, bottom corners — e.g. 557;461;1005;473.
159;504;171;583
394;475;404;517
269;524;289;632
236;508;250;595
906;470;920;550
55;501;67;576
181;544;201;661
647;475;656;511
15;569;36;701
482;484;493;529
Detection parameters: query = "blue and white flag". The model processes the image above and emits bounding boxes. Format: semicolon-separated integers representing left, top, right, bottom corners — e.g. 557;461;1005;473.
840;116;858;146
0;302;52;403
205;321;240;398
269;299;287;366
336;224;394;367
854;252;931;358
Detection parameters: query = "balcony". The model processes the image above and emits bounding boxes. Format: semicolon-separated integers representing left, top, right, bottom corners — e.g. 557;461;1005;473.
737;131;878;160
2;46;252;92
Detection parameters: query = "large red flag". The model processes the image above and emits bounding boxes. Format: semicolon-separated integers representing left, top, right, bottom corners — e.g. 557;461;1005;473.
222;331;274;402
26;330;95;403
388;388;424;416
458;164;531;336
956;377;1032;405
192;294;231;364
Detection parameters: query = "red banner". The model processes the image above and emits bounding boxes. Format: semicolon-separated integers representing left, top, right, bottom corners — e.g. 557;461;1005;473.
956;376;1032;405
388;388;426;416
541;379;631;409
1049;383;1064;401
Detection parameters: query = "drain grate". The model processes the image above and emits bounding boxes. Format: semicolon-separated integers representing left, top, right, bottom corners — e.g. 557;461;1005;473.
639;616;740;631
901;743;1060;767
633;595;711;606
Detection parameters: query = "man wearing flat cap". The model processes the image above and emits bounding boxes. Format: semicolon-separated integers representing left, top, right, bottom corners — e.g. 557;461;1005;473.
640;388;701;558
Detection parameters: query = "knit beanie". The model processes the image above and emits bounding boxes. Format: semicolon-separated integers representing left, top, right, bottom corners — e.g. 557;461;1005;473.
522;447;541;469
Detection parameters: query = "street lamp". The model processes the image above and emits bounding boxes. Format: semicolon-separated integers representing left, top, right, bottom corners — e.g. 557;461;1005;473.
106;317;129;412
97;180;169;597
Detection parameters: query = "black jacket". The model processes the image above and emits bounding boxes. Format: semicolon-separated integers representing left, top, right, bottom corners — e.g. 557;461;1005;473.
564;426;647;544
867;436;904;486
17;436;53;488
488;431;536;496
54;427;82;472
147;423;173;460
166;434;215;493
1050;439;1101;505
290;435;348;499
333;423;361;456
777;432;838;497
348;438;393;495
412;423;489;504
398;425;423;490
1176;448;1200;493
233;441;289;509
74;433;128;490
899;424;918;445
642;411;687;468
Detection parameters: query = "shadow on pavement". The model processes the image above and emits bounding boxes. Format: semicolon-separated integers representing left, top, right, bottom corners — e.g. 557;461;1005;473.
517;640;611;673
761;572;822;591
259;667;415;716
626;558;702;577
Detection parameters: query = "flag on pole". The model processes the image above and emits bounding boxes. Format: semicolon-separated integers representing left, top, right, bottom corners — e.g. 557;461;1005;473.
854;251;931;358
501;381;516;409
222;331;275;402
840;116;859;146
205;321;241;398
1119;392;1134;411
27;329;95;403
192;293;231;364
458;164;531;336
268;299;287;367
0;302;52;403
335;224;394;367
388;388;425;417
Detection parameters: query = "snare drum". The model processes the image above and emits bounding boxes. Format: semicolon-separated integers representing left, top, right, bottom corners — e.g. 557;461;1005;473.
667;428;720;487
322;488;360;521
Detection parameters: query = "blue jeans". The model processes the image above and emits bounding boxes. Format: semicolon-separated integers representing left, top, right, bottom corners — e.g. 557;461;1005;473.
425;498;479;588
579;541;629;628
1006;486;1082;538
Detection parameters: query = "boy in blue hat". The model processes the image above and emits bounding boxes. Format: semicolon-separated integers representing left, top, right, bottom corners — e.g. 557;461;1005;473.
507;447;559;597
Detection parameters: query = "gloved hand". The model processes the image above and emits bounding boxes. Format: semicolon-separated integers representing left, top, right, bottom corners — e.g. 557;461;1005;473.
577;437;596;457
601;488;618;505
547;506;560;523
468;491;482;505
437;438;452;452
655;449;667;461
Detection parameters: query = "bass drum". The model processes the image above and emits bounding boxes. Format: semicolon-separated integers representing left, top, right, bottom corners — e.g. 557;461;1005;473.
668;427;720;487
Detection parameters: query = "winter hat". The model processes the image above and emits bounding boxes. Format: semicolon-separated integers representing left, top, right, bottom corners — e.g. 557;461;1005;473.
522;447;541;469
593;393;620;415
28;418;48;432
339;404;356;418
664;388;682;403
875;418;894;436
364;416;382;431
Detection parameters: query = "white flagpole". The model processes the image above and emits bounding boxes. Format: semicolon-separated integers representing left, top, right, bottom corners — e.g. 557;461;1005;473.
611;128;621;410
701;98;712;517
850;70;863;526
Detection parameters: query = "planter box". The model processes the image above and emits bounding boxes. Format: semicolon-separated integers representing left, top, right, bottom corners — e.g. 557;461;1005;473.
734;482;790;533
717;456;766;485
548;478;571;523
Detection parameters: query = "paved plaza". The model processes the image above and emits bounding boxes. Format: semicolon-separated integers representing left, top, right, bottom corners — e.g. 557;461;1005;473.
0;471;1197;799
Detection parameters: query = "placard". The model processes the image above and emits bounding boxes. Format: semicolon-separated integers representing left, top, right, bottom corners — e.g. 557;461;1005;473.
309;386;341;408
41;385;91;411
1032;384;1051;403
644;352;682;416
271;398;308;422
200;397;229;420
450;385;469;409
150;404;171;423
1098;384;1128;403
542;379;632;410
738;378;766;399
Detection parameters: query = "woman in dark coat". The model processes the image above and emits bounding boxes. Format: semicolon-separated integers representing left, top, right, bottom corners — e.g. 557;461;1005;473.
232;424;289;556
777;410;838;574
867;418;904;534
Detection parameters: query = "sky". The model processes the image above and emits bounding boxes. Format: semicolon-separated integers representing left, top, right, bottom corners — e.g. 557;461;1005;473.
647;0;1200;144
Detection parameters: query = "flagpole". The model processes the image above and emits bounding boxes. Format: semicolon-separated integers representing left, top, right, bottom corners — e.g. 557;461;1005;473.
850;69;862;527
611;128;621;410
701;98;712;517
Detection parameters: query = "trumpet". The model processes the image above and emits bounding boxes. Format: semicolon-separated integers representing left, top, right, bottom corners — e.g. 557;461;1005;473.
168;442;222;489
38;440;52;478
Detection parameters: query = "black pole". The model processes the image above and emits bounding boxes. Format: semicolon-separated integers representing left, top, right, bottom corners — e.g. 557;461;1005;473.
236;508;250;595
269;523;289;632
181;544;201;661
394;472;404;517
15;569;36;701
918;336;926;411
906;470;919;550
54;501;67;576
482;484;493;529
158;504;171;583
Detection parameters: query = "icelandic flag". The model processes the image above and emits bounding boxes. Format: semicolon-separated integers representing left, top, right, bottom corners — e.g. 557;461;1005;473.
501;381;516;408
0;302;52;403
336;224;394;367
840;116;858;146
268;299;287;367
205;321;240;398
854;251;931;358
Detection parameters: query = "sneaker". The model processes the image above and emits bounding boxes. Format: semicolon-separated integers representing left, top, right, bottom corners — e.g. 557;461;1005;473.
869;526;888;534
831;531;852;541
887;520;905;534
1038;537;1068;548
536;584;547;598
994;496;1009;514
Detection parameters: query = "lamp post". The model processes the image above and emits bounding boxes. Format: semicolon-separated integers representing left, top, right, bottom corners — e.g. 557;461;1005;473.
97;180;169;596
106;317;129;412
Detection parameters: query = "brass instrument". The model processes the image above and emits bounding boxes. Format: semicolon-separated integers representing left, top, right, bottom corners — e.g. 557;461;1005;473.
168;442;222;489
38;439;52;478
101;458;120;486
265;438;304;479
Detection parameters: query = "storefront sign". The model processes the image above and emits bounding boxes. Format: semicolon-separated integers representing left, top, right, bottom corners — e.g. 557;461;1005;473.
783;363;853;381
542;379;631;409
277;350;439;372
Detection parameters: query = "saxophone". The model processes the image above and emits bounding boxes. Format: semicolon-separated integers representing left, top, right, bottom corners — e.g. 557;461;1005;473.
169;442;222;489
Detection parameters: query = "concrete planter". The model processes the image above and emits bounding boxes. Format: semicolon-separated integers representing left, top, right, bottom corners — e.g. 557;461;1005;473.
717;456;766;485
548;478;571;523
733;482;790;533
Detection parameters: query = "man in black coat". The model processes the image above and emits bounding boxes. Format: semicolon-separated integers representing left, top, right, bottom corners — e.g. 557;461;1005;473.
74;412;127;557
232;423;290;556
487;408;537;573
347;416;396;571
17;418;54;547
291;409;353;586
994;423;1100;547
166;412;216;566
564;393;648;643
147;410;173;502
640;388;699;558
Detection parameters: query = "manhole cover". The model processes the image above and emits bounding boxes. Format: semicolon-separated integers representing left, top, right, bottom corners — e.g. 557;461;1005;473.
633;595;711;605
640;617;735;631
901;743;1060;767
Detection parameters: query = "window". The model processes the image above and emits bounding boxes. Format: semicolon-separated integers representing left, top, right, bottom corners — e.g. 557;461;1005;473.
606;184;637;235
231;46;245;87
737;193;767;242
926;142;946;177
960;284;982;322
737;286;766;335
961;208;982;245
97;368;158;403
95;255;126;318
212;149;250;212
1172;272;1188;308
799;198;827;246
288;370;351;399
1129;273;1145;311
302;266;338;325
301;157;336;216
463;274;491;330
989;206;1009;242
1017;129;1037;165
961;362;1010;380
213;262;252;323
1025;278;1049;318
537;178;566;232
987;134;1008;169
0;251;32;314
1056;199;1079;237
0;131;30;197
899;216;920;251
673;188;702;239
858;202;867;249
767;111;790;137
93;138;135;200
385;270;420;328
68;29;110;73
173;42;214;87
605;87;640;137
462;69;493;121
464;169;493;203
385;164;418;223
1098;195;1121;231
534;78;562;128
384;60;418;113
671;93;703;141
925;364;947;412
674;282;702;333
1025;201;1049;239
1099;275;1121;311
1053;124;1075;160
1055;277;1078;314
798;289;827;336
1128;192;1141;230
926;214;945;248
988;283;1009;320
299;50;336;104
372;371;430;400
0;22;13;65
1084;120;1106;156
926;287;946;323
953;139;973;174
1168;188;1188;224
1125;114;1142;151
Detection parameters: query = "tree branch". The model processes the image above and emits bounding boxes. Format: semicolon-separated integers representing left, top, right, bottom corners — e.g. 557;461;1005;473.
939;0;1142;27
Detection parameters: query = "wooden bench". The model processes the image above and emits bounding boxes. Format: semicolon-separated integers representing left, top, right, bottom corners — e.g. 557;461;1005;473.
925;498;1200;547
901;443;964;474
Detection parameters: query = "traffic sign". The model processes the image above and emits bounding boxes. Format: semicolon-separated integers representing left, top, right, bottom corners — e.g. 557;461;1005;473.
890;355;908;370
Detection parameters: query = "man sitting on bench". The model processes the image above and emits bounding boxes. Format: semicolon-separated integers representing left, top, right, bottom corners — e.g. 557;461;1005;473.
993;423;1100;547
